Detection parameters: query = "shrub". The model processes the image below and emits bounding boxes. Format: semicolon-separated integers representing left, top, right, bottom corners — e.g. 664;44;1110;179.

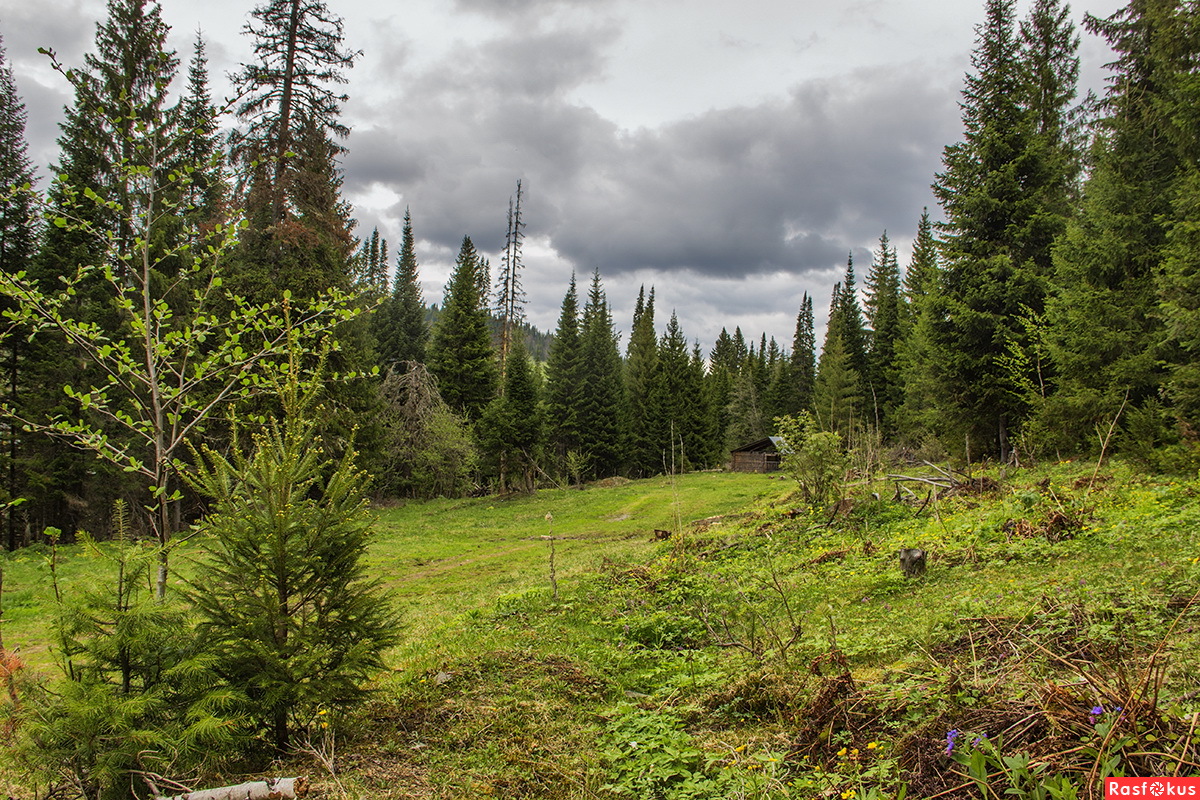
775;412;848;506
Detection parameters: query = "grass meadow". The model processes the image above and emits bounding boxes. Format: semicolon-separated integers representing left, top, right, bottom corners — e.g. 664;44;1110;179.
3;463;1199;798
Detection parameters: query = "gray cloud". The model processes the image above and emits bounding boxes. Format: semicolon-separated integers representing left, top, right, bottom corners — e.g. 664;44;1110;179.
346;54;958;288
453;0;614;18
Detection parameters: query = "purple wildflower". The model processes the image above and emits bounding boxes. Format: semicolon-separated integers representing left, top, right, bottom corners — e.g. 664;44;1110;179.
1089;705;1104;724
972;734;987;746
945;729;960;755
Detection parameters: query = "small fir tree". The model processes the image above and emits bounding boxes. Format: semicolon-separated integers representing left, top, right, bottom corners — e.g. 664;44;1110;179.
188;361;398;753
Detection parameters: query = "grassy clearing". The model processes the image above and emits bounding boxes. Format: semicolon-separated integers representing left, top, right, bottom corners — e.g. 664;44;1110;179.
3;463;1199;798
340;460;1200;799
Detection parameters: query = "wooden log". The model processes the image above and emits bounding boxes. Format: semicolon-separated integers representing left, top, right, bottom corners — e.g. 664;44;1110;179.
159;777;307;800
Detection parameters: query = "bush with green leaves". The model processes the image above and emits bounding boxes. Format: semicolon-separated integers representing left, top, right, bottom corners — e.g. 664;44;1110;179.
600;705;788;799
600;705;721;799
774;412;848;506
187;366;399;752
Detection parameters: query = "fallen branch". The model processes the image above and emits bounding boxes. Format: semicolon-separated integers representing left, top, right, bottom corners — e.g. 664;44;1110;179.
887;474;954;489
158;778;307;800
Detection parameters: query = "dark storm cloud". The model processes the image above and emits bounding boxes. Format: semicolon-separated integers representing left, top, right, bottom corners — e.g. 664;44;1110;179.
577;66;959;279
342;19;620;250
344;38;959;283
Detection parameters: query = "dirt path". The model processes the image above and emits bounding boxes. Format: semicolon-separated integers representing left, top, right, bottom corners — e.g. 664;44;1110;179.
393;542;543;583
391;530;633;583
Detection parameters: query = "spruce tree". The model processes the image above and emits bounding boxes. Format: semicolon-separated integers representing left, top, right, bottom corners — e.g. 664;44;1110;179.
864;231;903;433
22;0;179;538
705;329;737;457
932;0;1079;456
832;255;869;382
375;208;428;368
36;0;178;279
1048;1;1188;446
231;0;358;225
576;270;625;479
427;236;497;421
1161;2;1200;426
544;275;584;469
902;209;939;326
230;0;360;299
654;312;699;471
478;337;541;491
813;331;861;434
815;283;864;433
898;209;948;444
173;34;225;232
689;343;718;466
0;35;36;550
788;293;817;415
189;370;397;752
625;286;662;476
355;227;389;297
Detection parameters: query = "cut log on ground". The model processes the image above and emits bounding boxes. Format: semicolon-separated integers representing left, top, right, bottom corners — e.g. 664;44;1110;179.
158;777;307;800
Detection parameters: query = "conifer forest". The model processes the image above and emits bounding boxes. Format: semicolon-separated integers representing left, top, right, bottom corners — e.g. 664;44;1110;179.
1;0;1199;798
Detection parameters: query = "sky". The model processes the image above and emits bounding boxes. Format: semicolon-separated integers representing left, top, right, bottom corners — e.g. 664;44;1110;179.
0;0;1127;352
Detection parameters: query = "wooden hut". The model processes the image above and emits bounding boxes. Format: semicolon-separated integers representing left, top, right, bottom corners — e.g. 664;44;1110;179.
729;436;784;473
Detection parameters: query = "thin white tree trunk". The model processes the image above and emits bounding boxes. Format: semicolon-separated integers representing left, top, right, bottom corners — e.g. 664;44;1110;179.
159;777;307;800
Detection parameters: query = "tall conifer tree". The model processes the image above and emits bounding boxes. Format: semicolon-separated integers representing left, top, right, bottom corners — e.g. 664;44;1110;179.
230;0;360;298
654;312;700;471
1160;5;1200;426
705;329;737;455
0;36;36;549
173;35;225;232
815;283;863;433
898;209;947;444
932;0;1079;456
24;0;179;537
375;208;427;368
1048;1;1187;444
576;270;625;478
864;231;903;433
789;293;817;415
544;275;584;468
427;236;497;421
496;180;526;382
833;255;869;383
625;286;662;477
479;337;541;492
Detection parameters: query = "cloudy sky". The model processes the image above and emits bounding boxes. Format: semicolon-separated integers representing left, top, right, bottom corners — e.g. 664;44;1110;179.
1;0;1125;351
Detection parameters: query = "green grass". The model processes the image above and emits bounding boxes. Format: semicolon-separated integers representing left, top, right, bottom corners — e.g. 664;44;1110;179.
363;471;774;666
4;463;1200;799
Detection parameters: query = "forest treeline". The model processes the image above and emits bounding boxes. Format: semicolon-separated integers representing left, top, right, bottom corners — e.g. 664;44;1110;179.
1;0;1200;547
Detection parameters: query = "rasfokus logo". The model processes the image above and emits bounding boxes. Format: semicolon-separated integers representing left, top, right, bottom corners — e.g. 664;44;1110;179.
1106;779;1200;797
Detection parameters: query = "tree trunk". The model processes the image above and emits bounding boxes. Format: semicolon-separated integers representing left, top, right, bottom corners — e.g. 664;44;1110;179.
158;778;307;800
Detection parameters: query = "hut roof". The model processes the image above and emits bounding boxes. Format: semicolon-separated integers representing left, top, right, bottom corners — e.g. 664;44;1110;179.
730;436;785;454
